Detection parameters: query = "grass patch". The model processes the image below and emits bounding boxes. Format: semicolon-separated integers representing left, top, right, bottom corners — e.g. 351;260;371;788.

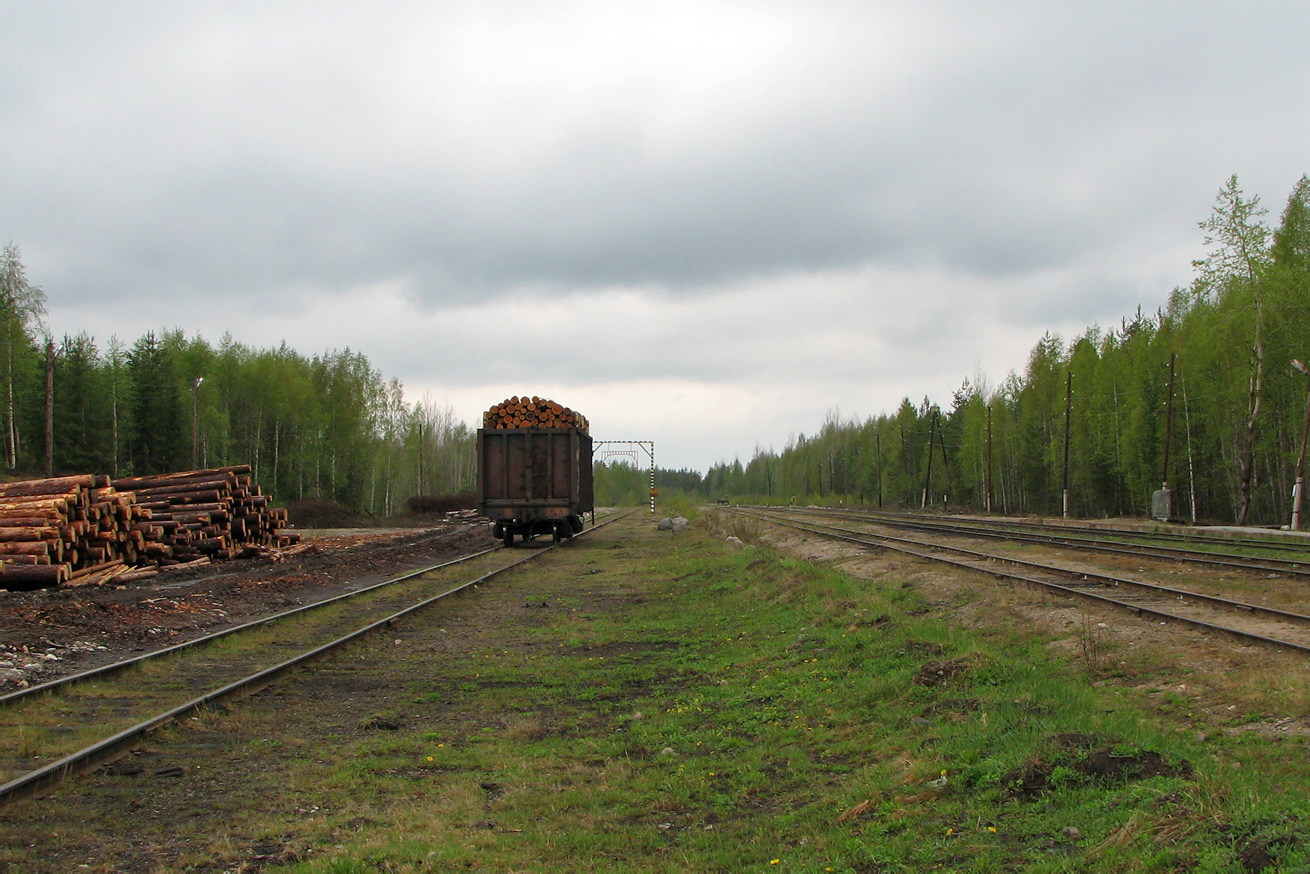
1;516;1306;871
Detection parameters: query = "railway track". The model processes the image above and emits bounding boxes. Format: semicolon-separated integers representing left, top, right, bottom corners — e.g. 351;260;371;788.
0;511;630;806
780;507;1310;578
911;511;1310;556
737;508;1310;655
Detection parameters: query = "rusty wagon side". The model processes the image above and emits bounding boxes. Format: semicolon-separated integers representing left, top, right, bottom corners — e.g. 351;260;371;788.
476;427;594;546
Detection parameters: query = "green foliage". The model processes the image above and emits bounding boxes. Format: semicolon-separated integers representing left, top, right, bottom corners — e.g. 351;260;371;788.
701;174;1310;524
0;271;474;511
53;333;113;472
128;330;185;474
0;243;47;470
594;460;705;507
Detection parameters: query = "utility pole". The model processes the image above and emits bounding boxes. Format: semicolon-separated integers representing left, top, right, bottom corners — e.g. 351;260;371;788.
986;405;994;514
1183;376;1198;523
922;410;938;510
1152;355;1179;523
191;377;204;469
44;339;53;478
899;424;908;504
1291;359;1310;530
1161;353;1176;490
876;433;883;509
417;420;425;496
1062;372;1072;519
939;418;950;509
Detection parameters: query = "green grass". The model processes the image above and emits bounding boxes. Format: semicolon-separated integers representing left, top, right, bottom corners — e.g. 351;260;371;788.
270;524;1308;871
1;515;1306;871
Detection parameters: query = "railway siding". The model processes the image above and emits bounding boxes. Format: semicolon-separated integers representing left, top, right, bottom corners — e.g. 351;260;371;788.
0;546;528;800
747;507;1310;653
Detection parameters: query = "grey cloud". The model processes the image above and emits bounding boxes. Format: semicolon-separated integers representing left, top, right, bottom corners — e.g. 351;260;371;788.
3;1;1310;473
8;1;1306;315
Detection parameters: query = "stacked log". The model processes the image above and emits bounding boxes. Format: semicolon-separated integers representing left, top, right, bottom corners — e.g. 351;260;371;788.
0;474;142;589
112;465;299;563
482;396;589;434
0;466;298;591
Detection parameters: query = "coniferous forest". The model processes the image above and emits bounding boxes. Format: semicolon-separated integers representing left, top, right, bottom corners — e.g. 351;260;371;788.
5;173;1308;524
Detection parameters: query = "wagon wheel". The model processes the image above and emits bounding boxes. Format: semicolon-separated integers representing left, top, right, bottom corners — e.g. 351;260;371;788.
502;528;514;548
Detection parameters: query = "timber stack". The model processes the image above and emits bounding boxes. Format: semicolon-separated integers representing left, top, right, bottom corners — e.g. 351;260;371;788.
0;466;298;591
482;397;589;434
112;465;298;564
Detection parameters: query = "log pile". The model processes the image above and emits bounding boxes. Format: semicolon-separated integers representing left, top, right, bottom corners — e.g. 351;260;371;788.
112;465;299;563
482;397;589;434
0;466;299;591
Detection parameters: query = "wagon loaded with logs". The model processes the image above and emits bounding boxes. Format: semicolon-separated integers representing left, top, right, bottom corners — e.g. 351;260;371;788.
477;397;594;546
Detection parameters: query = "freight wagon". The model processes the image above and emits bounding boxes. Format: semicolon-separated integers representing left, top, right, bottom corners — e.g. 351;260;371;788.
477;426;594;546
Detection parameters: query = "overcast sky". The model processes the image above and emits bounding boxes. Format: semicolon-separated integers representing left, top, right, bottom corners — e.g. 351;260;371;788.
3;2;1307;472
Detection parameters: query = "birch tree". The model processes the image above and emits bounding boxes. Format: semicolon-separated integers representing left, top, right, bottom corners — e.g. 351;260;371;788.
1192;176;1272;523
0;244;46;469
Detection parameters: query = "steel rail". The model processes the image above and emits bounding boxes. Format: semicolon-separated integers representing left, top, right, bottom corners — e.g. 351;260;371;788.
854;508;1310;556
856;509;1310;568
752;509;1310;626
2;512;625;706
740;508;1310;656
0;510;632;807
783;507;1310;578
0;546;500;707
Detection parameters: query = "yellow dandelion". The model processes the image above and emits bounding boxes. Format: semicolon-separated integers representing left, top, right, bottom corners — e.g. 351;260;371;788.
770;861;780;866
426;756;433;762
988;826;997;833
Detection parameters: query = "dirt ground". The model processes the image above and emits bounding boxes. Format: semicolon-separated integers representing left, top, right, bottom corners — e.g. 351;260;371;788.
0;523;498;691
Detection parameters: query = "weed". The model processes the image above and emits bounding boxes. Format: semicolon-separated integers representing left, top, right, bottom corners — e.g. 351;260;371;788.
1078;614;1113;676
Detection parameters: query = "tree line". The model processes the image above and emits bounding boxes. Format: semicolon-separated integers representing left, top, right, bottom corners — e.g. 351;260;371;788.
0;243;474;515
11;171;1306;523
697;174;1310;525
